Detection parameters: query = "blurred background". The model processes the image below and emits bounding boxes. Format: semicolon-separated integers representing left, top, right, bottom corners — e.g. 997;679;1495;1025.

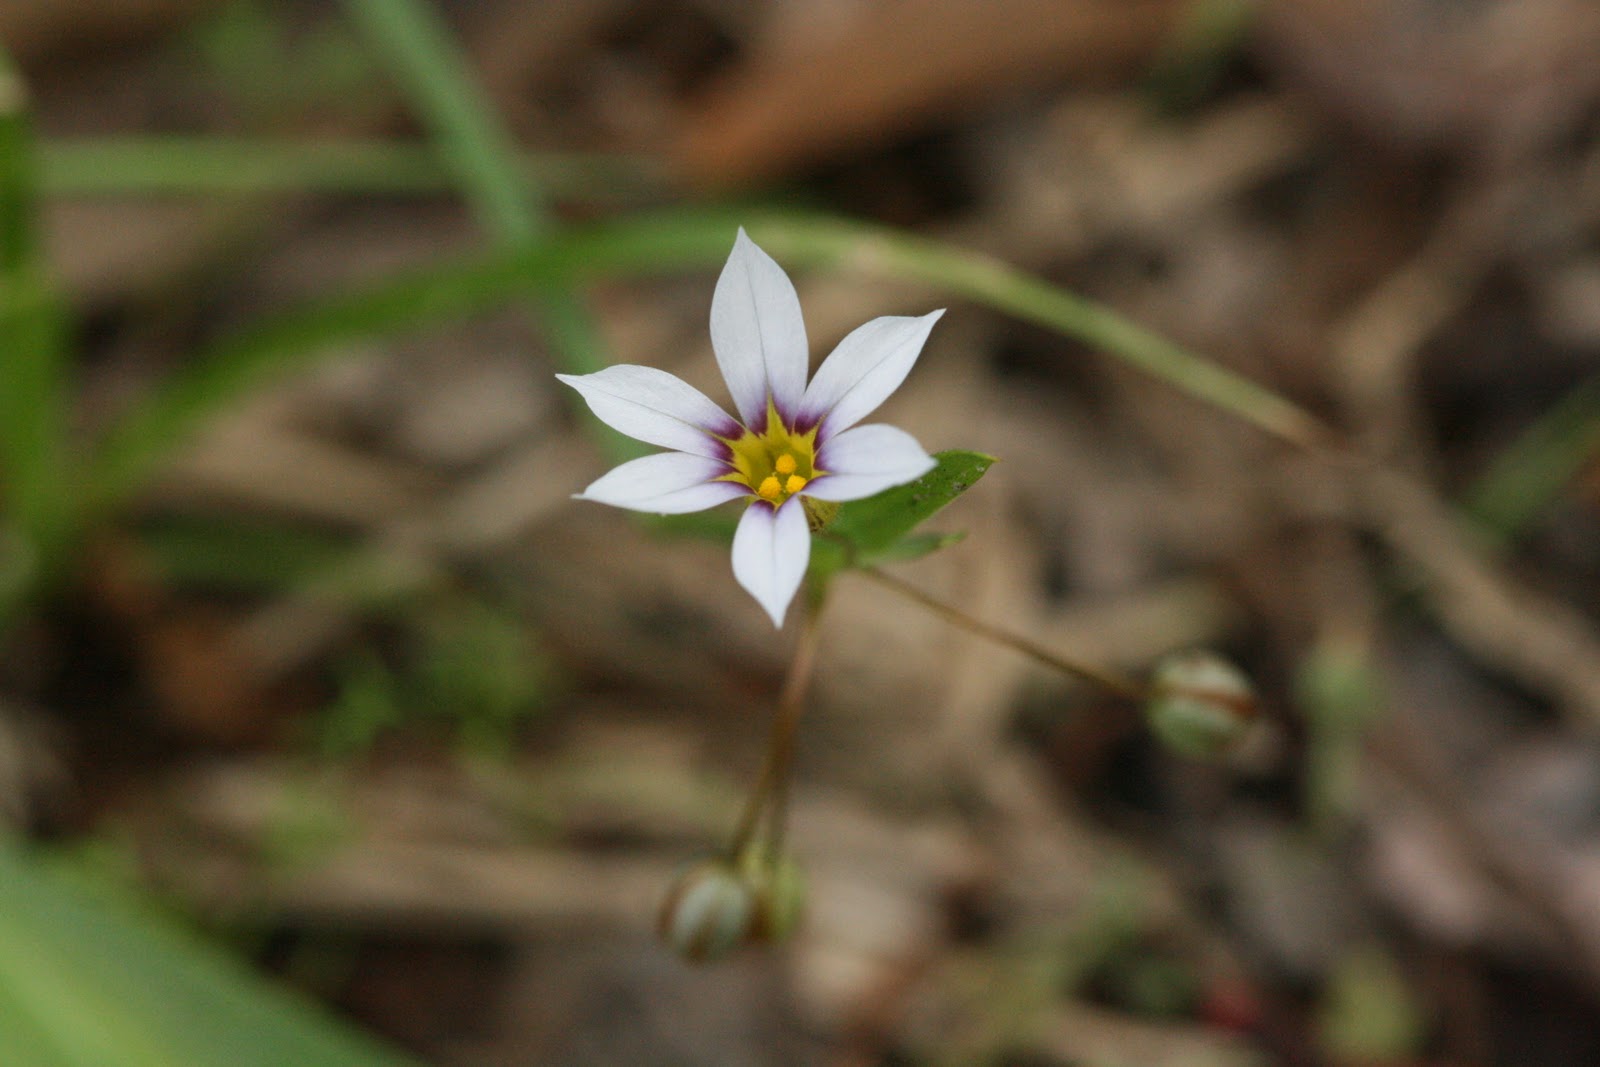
3;1;1600;1064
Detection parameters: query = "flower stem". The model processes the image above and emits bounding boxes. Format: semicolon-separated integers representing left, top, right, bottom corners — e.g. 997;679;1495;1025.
858;566;1148;702
728;590;828;861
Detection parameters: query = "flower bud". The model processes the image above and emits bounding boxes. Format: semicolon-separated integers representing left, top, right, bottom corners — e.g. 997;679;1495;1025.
657;859;757;963
1145;651;1259;759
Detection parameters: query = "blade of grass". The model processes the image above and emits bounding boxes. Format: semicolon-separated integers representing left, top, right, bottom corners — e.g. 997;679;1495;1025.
38;137;658;201
138;515;357;592
0;967;80;1067
0;845;421;1067
86;208;1330;521
342;0;544;240
0;50;34;273
86;244;536;511
1143;0;1259;113
1463;371;1600;546
525;210;1331;448
341;0;629;459
0;48;73;616
0;277;68;530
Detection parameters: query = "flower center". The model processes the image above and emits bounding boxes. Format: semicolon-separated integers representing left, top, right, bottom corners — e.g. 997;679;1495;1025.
719;400;822;507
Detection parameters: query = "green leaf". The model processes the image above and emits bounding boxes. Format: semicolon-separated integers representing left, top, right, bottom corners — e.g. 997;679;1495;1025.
39;137;653;200
0;48;38;276
138;516;356;592
1318;945;1424;1062
342;0;543;241
0;51;75;623
317;649;405;760
806;528;970;588
1463;370;1600;547
0;274;70;545
0;844;419;1067
868;530;967;563
826;450;996;560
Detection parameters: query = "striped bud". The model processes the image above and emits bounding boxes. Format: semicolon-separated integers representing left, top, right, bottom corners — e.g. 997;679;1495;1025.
657;860;757;963
1145;651;1259;759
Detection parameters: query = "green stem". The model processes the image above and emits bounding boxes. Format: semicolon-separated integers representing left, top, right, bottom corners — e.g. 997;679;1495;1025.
859;566;1148;701
728;594;827;860
38;137;656;200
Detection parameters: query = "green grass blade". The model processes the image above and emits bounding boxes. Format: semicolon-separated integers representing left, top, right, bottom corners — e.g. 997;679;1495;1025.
0;50;35;273
0;47;73;611
341;0;542;241
38;137;657;200
0;845;420;1067
1464;371;1600;546
87;208;1328;517
748;217;1331;450
0;276;69;530
42;137;449;195
0;969;79;1067
86;248;536;511
537;210;1330;448
342;0;623;462
138;516;357;591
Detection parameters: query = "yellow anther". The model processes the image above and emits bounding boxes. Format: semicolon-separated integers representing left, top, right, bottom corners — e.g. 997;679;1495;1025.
757;475;782;501
774;453;798;476
785;474;808;495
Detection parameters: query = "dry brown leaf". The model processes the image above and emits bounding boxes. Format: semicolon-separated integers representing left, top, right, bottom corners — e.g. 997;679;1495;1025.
675;0;1186;186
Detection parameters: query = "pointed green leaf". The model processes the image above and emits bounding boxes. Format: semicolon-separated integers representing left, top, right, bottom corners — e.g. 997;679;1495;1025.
0;845;419;1067
827;450;996;558
868;530;967;564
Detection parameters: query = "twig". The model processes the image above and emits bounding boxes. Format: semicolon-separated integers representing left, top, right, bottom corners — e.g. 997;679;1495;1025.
728;594;828;860
858;566;1147;702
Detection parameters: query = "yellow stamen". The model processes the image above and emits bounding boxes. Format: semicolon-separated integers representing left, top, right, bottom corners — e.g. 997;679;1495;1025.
717;399;827;505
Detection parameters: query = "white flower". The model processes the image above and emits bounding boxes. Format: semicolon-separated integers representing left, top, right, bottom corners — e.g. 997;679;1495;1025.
559;229;942;627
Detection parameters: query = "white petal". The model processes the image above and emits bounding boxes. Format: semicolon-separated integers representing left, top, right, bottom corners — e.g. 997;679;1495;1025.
731;498;811;628
557;365;740;459
710;229;809;427
578;452;747;514
796;310;943;438
805;424;937;502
